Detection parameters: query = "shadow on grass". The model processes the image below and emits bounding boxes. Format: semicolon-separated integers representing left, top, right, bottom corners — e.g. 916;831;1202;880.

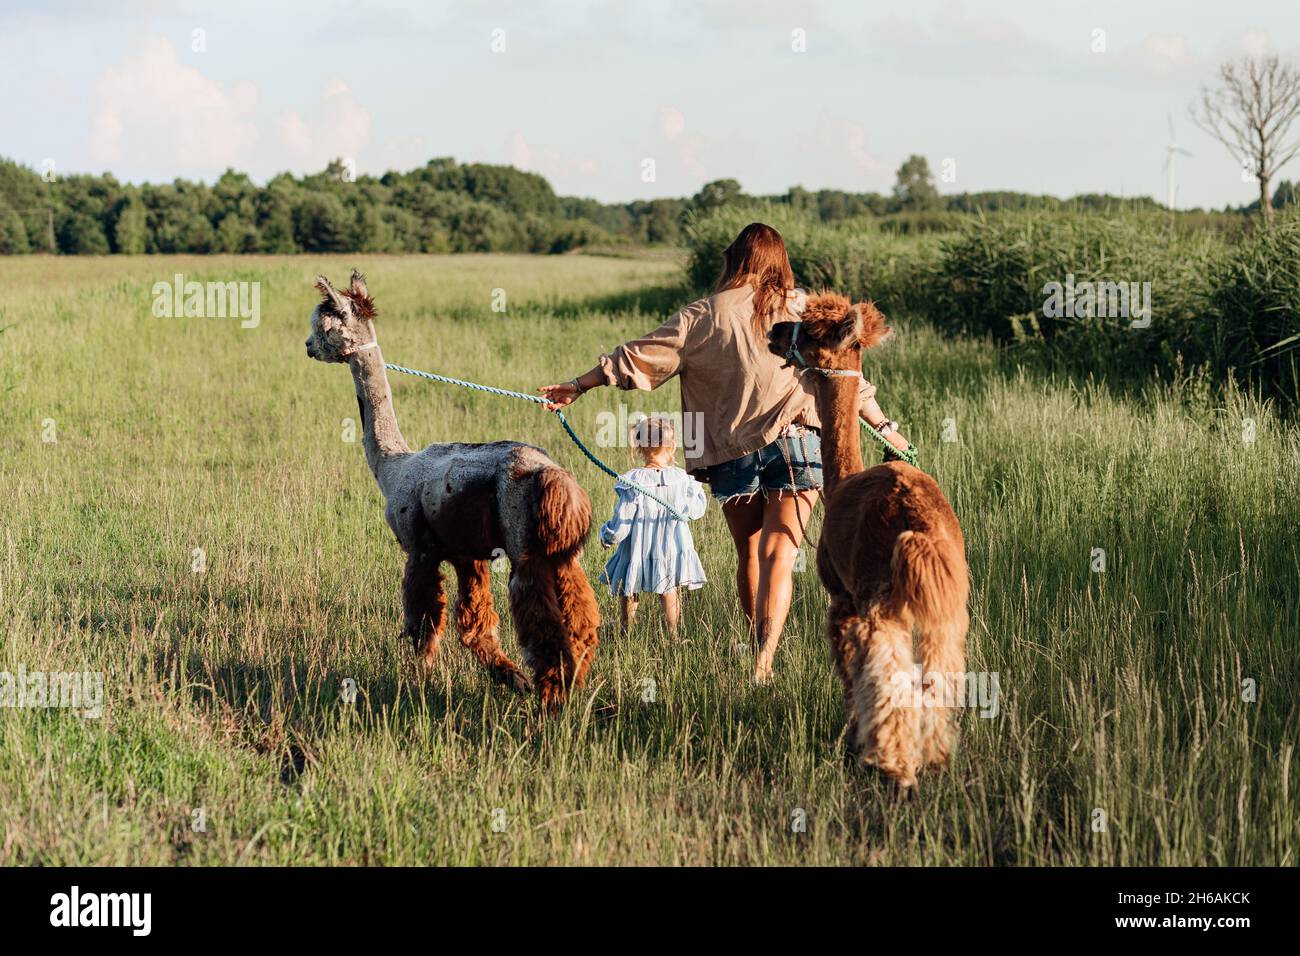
145;629;859;791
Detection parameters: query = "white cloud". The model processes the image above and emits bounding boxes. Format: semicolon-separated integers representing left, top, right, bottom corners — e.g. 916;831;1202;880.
378;134;432;171
506;131;600;188
658;106;686;142
1241;30;1270;57
1106;33;1203;85
85;37;373;180
1136;33;1196;78
275;80;371;170
813;115;891;184
508;131;533;168
844;124;888;175
872;15;929;49
88;36;258;173
937;0;1024;47
864;1;1044;79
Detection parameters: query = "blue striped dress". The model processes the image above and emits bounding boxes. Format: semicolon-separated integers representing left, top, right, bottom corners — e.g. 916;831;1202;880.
598;466;708;596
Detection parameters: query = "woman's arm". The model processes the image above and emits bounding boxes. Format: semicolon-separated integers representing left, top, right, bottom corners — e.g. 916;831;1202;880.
539;304;696;409
857;380;910;450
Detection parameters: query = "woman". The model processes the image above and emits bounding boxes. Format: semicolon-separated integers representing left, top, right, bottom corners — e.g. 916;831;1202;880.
539;223;905;683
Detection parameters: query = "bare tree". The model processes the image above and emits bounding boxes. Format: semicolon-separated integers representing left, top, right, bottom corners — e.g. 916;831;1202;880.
1191;55;1300;227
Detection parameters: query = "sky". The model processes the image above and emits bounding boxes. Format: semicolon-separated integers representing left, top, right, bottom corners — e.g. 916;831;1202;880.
1;0;1298;209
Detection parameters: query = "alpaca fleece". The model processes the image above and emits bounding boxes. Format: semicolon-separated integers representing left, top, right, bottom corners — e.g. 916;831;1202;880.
306;270;600;711
766;293;970;789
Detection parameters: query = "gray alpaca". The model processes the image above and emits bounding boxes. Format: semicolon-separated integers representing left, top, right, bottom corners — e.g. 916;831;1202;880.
305;271;600;712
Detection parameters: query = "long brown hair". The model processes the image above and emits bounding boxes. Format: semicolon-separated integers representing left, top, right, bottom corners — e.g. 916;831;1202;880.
714;222;795;333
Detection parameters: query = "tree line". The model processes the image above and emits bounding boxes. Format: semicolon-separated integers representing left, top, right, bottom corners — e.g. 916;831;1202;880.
1;153;1291;256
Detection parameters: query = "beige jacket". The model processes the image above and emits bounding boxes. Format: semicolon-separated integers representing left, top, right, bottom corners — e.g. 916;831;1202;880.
598;286;871;471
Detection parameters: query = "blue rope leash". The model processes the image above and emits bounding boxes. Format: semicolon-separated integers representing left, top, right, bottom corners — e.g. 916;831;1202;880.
383;363;688;521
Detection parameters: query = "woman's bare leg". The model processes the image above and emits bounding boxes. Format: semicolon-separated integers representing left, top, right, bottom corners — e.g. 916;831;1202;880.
659;588;680;638
753;490;819;684
722;496;764;632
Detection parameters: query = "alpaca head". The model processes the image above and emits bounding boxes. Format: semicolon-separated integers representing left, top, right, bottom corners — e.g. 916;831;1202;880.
305;270;377;363
765;292;891;374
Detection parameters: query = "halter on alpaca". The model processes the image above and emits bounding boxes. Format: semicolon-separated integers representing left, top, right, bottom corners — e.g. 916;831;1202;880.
781;321;919;467
782;321;863;378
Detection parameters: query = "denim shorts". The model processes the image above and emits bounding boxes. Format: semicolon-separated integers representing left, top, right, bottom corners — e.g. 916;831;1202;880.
704;424;823;501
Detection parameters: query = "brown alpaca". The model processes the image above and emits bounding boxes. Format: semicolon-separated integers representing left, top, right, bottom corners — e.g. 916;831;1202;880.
766;294;969;789
305;271;600;712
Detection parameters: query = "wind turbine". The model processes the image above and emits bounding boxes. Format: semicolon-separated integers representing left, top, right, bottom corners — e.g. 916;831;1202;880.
1164;114;1192;211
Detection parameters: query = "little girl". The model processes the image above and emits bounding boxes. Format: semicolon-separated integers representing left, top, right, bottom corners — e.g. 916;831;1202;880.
599;415;708;638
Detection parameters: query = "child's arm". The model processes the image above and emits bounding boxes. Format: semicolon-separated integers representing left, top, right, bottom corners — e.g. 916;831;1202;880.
683;477;708;521
598;484;639;549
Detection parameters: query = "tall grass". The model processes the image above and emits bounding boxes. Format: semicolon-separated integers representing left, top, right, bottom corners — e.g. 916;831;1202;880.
684;204;941;315
0;253;1295;865
686;206;1300;409
922;211;1229;389
1207;214;1300;405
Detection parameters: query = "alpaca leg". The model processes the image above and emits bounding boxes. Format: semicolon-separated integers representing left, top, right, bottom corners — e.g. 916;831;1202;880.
452;558;532;695
508;556;574;714
825;592;862;690
555;555;600;689
825;593;864;753
848;611;920;789
403;551;447;668
918;607;969;768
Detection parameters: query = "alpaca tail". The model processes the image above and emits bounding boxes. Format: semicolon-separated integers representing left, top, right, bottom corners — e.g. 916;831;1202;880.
534;466;592;556
890;530;967;633
890;529;969;769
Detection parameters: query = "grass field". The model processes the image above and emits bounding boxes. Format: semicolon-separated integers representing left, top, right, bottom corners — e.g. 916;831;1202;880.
1;252;1296;865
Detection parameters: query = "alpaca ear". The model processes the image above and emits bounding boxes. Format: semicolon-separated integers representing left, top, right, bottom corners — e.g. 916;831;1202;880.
348;269;377;320
315;275;347;312
833;306;864;347
349;270;369;300
854;301;893;349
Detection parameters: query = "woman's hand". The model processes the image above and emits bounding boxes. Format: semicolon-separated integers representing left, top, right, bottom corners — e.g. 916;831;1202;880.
860;392;909;449
538;381;581;410
540;368;602;410
884;429;910;450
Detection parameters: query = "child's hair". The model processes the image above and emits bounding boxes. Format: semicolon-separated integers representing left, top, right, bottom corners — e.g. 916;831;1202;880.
629;415;676;463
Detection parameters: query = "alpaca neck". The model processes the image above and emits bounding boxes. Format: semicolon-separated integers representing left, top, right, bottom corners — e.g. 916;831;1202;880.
348;344;409;488
812;374;864;498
